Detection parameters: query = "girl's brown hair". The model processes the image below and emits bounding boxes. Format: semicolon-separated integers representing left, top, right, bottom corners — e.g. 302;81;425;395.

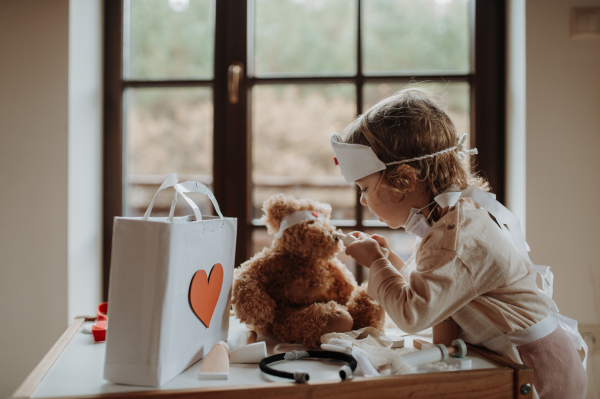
344;87;489;219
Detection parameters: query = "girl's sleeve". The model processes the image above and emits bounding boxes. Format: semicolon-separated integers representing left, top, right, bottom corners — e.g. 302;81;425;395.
367;248;478;333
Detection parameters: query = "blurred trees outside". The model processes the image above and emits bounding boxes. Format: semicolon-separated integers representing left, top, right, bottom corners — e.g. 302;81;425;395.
254;0;357;75
362;0;469;73
129;0;469;78
129;0;213;78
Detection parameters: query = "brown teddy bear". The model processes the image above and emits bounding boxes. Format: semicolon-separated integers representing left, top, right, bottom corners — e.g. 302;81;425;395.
232;194;385;348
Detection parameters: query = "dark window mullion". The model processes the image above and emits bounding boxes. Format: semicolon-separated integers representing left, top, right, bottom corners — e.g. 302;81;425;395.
251;76;356;85
214;0;250;267
356;0;364;230
103;0;125;301
362;74;472;83
354;0;365;283
250;74;471;85
123;80;213;89
469;0;476;173
474;0;505;203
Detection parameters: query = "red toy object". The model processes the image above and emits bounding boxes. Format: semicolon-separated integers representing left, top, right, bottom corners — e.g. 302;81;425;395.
92;302;108;342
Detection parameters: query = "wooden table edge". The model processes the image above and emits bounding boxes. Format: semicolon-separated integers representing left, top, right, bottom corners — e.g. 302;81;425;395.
11;319;534;399
12;316;96;399
467;344;534;398
26;368;516;399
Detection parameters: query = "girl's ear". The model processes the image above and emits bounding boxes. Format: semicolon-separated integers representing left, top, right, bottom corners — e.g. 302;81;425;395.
395;164;418;192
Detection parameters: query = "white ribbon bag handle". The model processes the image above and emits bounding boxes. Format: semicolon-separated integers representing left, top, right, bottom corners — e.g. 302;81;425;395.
174;180;224;221
143;174;224;222
143;173;180;221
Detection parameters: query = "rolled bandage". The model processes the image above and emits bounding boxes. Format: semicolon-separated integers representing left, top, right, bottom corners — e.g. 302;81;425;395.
229;341;267;364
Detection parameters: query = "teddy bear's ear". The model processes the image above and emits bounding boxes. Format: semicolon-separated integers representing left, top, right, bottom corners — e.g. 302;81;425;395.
261;194;300;235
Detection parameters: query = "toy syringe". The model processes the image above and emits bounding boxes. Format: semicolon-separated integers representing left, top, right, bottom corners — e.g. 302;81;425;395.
337;232;359;246
402;339;470;369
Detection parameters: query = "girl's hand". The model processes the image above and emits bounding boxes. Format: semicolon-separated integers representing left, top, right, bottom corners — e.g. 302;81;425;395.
370;234;405;271
345;232;389;268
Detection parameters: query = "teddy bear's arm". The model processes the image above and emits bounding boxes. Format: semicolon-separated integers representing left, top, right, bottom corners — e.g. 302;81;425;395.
232;269;276;331
327;258;358;305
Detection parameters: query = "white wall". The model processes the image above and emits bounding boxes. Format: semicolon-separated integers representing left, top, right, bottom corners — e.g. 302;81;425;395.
68;0;103;322
526;0;600;325
0;1;103;397
506;0;527;229
0;2;69;397
526;0;600;394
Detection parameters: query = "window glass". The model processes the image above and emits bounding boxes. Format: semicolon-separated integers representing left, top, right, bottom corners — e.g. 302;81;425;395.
126;87;213;217
252;84;356;221
254;0;357;76
363;0;470;74
361;81;470;221
128;0;214;78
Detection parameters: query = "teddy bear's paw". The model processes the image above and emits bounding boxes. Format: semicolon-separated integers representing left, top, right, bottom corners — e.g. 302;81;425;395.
299;309;353;348
348;285;386;331
323;309;354;335
272;303;354;349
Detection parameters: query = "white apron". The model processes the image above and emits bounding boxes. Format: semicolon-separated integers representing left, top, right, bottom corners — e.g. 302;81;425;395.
401;187;588;366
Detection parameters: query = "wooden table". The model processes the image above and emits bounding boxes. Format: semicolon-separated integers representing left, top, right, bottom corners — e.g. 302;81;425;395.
12;316;533;399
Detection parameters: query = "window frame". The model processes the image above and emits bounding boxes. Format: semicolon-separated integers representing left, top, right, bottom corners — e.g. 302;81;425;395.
102;0;505;298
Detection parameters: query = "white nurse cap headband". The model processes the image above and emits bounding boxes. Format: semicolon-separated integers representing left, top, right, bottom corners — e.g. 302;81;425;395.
330;133;478;183
275;210;325;238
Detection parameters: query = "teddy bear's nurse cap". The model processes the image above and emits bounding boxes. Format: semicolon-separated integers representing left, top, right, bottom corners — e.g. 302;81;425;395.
275;210;325;239
330;132;477;183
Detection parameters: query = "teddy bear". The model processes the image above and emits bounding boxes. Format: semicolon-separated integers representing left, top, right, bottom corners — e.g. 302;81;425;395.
231;194;385;348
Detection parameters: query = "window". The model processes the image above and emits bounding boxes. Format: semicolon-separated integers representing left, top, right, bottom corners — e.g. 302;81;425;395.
103;0;505;298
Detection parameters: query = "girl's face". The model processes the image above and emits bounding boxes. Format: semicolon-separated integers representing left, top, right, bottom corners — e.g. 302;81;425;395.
355;172;430;229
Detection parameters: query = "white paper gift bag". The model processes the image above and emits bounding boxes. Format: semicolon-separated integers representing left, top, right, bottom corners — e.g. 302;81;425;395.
104;173;237;387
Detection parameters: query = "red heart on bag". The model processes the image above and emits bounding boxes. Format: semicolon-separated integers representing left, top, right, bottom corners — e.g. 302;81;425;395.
189;263;223;328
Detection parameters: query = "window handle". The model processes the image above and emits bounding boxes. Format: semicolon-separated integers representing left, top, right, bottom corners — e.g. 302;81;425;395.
228;62;243;104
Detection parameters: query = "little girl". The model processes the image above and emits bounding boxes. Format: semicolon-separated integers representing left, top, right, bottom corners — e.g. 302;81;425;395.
330;88;587;399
